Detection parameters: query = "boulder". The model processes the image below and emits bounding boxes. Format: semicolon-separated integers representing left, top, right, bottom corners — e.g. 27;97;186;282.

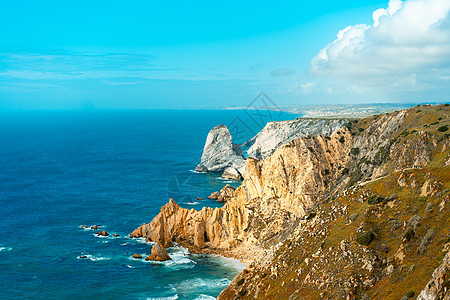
90;225;99;230
95;231;109;236
222;167;243;180
207;192;221;199
113;234;119;237
132;253;142;259
79;225;88;229
217;184;236;202
147;243;171;261
195;125;246;174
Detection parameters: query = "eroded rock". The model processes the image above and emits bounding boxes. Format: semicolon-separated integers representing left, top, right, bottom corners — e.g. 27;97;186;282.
195;125;245;174
147;243;171;261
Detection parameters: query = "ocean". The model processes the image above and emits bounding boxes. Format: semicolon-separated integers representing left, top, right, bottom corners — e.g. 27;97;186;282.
0;109;296;299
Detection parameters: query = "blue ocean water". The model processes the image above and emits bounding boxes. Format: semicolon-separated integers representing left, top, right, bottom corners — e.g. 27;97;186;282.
0;109;295;299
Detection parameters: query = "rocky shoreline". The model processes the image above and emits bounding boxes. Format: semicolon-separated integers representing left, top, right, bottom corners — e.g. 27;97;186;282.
131;105;450;299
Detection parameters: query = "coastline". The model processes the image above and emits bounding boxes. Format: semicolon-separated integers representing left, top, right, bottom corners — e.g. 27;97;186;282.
132;104;450;299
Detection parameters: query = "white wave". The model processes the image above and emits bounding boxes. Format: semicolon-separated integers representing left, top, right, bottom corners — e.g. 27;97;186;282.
215;177;235;183
93;233;109;239
120;242;129;246
190;169;206;174
147;295;178;300
126;265;134;269
174;277;230;293
194;295;216;300
0;247;12;252
77;254;110;261
185;201;198;205
132;237;153;245
207;253;247;272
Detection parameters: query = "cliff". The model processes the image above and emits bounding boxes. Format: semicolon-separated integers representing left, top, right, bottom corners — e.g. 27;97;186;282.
132;104;450;299
244;118;348;160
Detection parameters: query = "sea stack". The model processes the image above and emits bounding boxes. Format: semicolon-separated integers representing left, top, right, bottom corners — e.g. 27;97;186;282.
147;243;171;261
195;125;245;179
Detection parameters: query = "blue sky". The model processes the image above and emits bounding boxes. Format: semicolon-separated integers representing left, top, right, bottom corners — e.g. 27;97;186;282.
1;0;449;109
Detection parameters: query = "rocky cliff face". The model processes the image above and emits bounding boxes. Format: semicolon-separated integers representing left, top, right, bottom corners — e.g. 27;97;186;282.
132;104;450;299
216;104;450;299
195;124;246;179
417;250;450;300
245;118;348;160
132;126;353;262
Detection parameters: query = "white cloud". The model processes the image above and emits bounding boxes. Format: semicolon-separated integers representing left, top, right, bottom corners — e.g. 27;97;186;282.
311;0;450;90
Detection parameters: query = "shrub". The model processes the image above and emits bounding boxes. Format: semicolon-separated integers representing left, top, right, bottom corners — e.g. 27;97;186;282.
350;148;360;155
260;273;267;279
352;119;358;123
237;278;245;286
324;169;330;175
356;231;375;246
358;127;364;132
403;227;415;241
416;110;422;113
339;136;345;143
444;103;449;106
239;289;248;297
368;195;385;205
405;290;415;298
342;168;349;175
438;125;449;132
430;121;439;125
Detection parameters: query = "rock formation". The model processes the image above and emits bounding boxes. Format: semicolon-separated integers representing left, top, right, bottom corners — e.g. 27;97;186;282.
206;184;236;202
222;166;243;180
132;253;142;259
417;250;450;300
244;118;348;160
95;230;109;236
146;243;172;261
216;184;236;202
132;104;450;298
207;191;220;200
131;127;352;261
195;125;246;178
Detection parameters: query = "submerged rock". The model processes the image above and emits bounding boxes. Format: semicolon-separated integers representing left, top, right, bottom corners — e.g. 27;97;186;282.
132;253;142;259
195;125;246;175
147;243;171;261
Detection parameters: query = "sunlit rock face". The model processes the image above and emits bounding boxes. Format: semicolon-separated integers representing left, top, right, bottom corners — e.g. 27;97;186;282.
195;124;246;176
245;118;348;160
